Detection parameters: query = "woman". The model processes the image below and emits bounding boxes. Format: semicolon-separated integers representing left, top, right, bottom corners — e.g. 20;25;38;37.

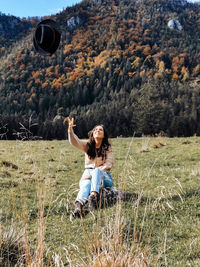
67;117;114;217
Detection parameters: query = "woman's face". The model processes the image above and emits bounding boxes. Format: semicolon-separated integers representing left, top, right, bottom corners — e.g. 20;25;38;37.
93;125;104;140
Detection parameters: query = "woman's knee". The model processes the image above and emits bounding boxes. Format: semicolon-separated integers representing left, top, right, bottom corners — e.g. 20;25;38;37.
79;179;91;188
92;168;103;176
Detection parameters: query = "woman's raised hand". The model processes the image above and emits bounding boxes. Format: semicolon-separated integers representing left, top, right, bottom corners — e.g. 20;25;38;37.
65;117;76;132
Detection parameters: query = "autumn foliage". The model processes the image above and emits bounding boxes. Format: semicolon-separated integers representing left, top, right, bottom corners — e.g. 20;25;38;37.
0;0;200;138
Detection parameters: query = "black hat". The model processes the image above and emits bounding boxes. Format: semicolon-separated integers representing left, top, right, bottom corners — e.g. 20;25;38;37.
33;19;61;56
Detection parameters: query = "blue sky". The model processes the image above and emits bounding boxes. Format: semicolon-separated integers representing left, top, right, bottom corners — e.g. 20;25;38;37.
0;0;82;18
0;0;199;18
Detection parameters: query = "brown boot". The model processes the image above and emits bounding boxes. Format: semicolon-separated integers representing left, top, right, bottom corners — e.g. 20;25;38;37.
73;201;83;218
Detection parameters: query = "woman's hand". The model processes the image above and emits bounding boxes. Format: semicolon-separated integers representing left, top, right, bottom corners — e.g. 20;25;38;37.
64;117;76;132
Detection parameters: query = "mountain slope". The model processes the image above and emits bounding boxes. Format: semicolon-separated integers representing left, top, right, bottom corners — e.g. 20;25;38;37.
0;12;34;48
0;0;200;138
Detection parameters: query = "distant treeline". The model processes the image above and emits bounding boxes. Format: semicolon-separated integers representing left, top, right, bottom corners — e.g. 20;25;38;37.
1;76;200;140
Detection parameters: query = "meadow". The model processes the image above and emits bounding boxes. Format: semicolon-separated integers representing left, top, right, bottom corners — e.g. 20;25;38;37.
0;136;200;266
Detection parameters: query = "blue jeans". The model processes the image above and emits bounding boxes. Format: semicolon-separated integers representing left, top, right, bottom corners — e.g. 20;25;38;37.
76;168;113;204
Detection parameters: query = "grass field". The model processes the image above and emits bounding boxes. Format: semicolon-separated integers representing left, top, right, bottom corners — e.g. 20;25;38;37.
0;136;200;266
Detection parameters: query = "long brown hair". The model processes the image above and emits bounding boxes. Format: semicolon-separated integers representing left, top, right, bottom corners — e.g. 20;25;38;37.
87;125;111;159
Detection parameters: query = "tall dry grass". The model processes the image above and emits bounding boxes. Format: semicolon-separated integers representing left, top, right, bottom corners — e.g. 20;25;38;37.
82;204;149;267
0;185;52;267
1;201;150;266
51;198;151;267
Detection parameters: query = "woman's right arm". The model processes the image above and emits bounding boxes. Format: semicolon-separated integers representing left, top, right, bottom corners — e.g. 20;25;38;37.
66;117;88;152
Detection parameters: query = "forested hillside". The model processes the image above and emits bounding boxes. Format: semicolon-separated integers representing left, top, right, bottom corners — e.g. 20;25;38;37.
0;12;34;49
0;0;200;139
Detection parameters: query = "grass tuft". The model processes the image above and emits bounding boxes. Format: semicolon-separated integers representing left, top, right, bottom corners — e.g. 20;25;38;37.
0;222;25;266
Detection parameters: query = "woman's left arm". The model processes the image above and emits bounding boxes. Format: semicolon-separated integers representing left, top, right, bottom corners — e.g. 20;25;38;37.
99;146;114;172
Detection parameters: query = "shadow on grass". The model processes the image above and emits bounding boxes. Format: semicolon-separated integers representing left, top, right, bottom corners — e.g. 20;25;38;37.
169;187;200;202
78;187;147;218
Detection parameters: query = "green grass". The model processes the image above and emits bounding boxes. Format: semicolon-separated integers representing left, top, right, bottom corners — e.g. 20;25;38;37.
0;137;200;266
